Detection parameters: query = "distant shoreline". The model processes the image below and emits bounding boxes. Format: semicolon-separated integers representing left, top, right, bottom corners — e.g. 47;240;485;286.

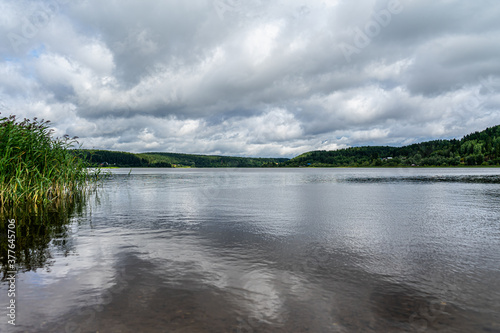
77;124;500;169
100;165;500;169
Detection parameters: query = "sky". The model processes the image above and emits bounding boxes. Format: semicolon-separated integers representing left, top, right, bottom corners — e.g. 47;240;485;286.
1;0;499;158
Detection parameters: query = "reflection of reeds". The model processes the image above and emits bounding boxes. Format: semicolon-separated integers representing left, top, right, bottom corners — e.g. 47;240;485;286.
0;190;92;280
0;114;102;206
0;114;104;278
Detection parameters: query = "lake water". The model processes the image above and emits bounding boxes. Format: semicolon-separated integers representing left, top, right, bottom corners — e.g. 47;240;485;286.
2;168;500;332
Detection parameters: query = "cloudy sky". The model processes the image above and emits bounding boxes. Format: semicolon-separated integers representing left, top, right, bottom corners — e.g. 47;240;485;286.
1;0;499;157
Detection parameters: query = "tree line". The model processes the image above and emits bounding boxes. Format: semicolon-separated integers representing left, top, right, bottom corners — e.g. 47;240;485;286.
283;125;500;167
73;125;500;168
72;150;288;168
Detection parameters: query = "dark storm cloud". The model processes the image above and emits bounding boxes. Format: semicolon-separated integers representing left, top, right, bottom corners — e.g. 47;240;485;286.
0;0;499;157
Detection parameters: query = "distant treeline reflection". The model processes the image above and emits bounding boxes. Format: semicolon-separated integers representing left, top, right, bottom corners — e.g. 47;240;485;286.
344;175;500;184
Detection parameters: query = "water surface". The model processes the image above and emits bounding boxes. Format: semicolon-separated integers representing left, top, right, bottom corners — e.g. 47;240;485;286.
2;168;500;332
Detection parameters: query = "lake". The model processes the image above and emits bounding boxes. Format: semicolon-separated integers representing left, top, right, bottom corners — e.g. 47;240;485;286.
2;168;500;332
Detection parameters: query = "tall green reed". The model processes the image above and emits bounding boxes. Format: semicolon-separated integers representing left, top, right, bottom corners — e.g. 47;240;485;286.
0;114;101;207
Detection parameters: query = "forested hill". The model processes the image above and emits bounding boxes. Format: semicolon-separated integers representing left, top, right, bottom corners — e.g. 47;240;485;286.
283;125;500;167
73;150;288;168
73;125;500;168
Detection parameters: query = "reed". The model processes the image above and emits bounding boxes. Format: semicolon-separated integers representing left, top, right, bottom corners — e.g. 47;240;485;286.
0;114;101;207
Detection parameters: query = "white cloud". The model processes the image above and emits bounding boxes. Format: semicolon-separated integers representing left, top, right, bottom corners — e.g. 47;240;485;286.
0;0;499;157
